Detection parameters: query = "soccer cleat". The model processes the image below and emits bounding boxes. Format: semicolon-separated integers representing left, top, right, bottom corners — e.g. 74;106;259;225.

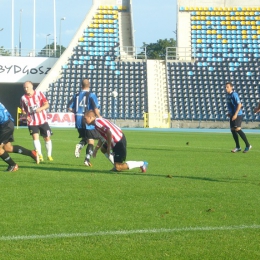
140;161;148;173
31;150;40;164
75;144;82;158
39;155;44;162
243;145;252;153
110;167;118;172
231;147;241;153
6;164;18;172
47;156;54;161
84;160;92;167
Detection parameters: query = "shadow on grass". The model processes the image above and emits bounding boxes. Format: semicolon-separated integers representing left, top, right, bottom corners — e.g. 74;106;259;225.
11;165;226;183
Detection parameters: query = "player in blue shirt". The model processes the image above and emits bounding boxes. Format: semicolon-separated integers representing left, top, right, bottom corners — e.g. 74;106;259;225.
0;102;39;171
68;78;103;166
226;82;251;153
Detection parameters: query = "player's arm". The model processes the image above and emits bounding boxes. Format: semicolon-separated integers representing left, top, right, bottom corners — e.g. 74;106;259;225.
93;139;103;157
232;102;241;121
35;101;49;113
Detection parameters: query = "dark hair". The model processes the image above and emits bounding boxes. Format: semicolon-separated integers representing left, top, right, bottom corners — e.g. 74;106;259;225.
226;82;233;87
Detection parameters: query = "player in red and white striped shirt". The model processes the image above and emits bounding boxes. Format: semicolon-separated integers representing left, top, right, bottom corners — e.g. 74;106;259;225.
20;81;53;162
84;110;148;172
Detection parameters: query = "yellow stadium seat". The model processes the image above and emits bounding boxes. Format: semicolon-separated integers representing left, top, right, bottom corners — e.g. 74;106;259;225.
104;29;108;33
99;5;104;10
191;16;196;20
225;21;231;25
221;11;225;15
109;29;114;33
252;7;256;11
192;25;196;30
199;7;203;10
212;30;217;34
79;37;84;42
252;25;257;29
227;26;232;30
207;30;212;34
257;30;260;34
93;24;98;28
113;15;118;19
108;20;114;24
245;12;250;16
206;21;211;25
89;24;94;28
235;16;241;21
112;10;118;15
194;7;199;11
185;7;189;11
197;11;201;15
206;11;210;15
250;12;255;16
200;16;206;20
197;39;202;43
245;21;250;25
251;21;256;25
211;11;216;15
247;7;252;11
89;33;94;37
221;21;226;25
93;19;98;24
222;39;228;43
242;7;247;11
252;35;257;39
108;6;113;10
216;11;220;15
242;30;247;34
225;16;231;20
256;7;260;11
201;11;206;15
118;6;122;10
103;19;108;24
107;10;113;14
94;15;99;19
99;19;104;24
223;7;228;11
231;26;236;30
232;7;237;11
197;25;202;29
190;7;194;11
242;35;247;39
257;26;260;30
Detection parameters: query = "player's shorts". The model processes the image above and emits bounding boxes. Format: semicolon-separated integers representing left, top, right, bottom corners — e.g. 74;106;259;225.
0;119;14;144
28;122;53;138
230;115;243;129
102;134;127;163
77;128;100;140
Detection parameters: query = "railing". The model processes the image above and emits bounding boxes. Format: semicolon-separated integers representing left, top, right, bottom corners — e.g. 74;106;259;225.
119;46;147;60
0;48;64;58
166;47;197;61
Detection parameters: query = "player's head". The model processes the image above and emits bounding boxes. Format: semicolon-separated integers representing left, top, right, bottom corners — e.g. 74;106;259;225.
84;110;96;125
81;78;90;90
23;81;34;96
225;82;233;94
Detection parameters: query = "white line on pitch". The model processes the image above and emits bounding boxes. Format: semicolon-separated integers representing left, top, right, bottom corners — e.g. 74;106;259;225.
0;224;259;241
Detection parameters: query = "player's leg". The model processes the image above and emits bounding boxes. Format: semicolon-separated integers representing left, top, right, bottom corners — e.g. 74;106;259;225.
0;123;18;171
75;128;86;158
230;117;241;153
40;123;53;161
235;116;251;152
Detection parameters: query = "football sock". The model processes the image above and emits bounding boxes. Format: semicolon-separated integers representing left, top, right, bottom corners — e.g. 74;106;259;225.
126;161;143;170
85;144;94;161
33;140;42;155
45;140;52;157
0;151;16;166
79;140;87;147
231;130;240;148
237;130;250;147
104;152;114;164
13;145;31;156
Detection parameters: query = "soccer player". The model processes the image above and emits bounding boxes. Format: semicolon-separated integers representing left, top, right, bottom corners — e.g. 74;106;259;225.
20;81;53;161
0;102;39;172
84;110;148;172
226;82;251;153
68;78;109;166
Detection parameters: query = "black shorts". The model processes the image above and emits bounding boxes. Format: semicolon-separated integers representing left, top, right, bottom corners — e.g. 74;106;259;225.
0;119;14;144
77;128;100;140
102;134;127;163
28;122;53;138
230;115;243;129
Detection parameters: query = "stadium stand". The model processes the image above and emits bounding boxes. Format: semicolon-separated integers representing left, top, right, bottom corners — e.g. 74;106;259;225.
37;0;260;128
167;1;260;122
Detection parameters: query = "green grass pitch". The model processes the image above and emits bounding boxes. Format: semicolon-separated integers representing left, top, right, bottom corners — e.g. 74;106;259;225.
0;128;260;259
